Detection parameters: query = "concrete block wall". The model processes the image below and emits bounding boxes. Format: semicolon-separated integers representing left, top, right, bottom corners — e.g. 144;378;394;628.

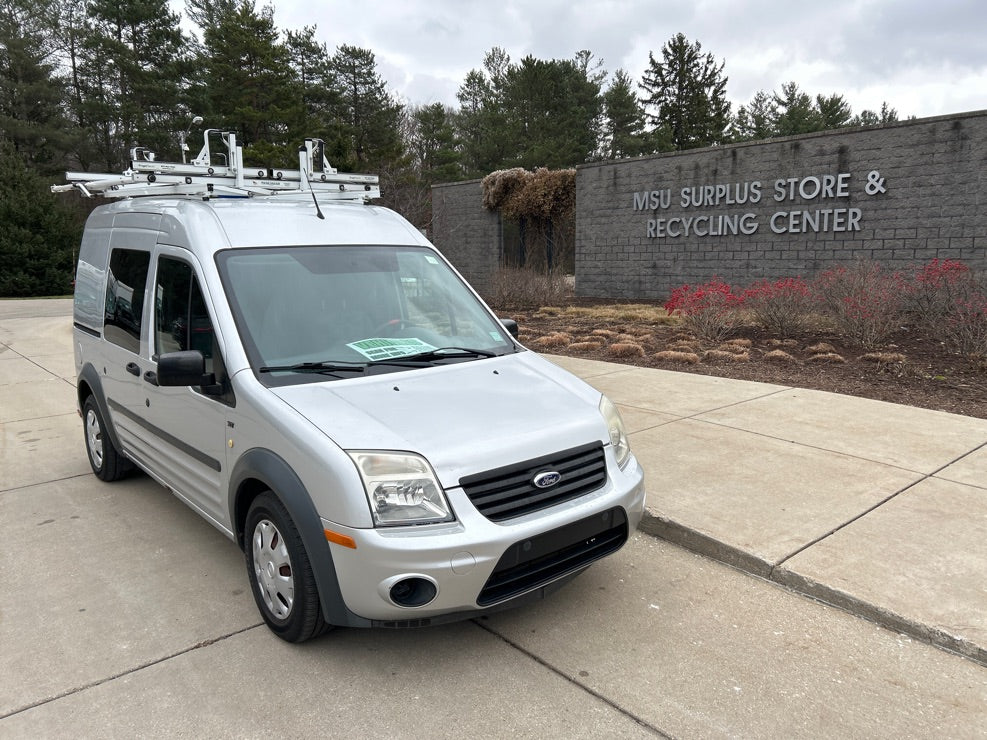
431;111;987;300
430;179;501;297
576;111;987;299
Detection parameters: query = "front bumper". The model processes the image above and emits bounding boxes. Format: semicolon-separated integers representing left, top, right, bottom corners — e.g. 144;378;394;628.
323;452;646;623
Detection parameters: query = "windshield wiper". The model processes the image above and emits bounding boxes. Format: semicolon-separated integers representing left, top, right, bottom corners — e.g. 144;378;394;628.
368;347;501;367
258;360;368;376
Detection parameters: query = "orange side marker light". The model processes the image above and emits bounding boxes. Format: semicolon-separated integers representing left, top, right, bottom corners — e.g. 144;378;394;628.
324;529;357;549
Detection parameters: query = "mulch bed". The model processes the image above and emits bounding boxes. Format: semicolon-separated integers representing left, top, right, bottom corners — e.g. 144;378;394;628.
499;303;987;420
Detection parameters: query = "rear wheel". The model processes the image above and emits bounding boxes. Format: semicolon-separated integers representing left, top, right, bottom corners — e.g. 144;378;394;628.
245;491;330;642
82;395;128;481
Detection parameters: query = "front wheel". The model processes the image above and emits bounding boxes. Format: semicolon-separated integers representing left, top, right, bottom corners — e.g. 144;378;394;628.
245;492;330;642
82;395;128;481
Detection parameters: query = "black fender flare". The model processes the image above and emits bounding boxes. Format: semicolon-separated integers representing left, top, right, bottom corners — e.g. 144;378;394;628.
229;448;371;628
77;363;126;455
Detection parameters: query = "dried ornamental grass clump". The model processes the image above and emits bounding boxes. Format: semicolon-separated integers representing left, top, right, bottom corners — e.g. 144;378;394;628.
569;342;605;352
702;349;736;363
859;352;906;366
717;339;751;354
808;352;846;363
654;350;700;364
529;332;573;348
667;340;700;353
721;338;752;349
764;349;798;363
534;306;564;318
609;343;646;358
806;342;837;354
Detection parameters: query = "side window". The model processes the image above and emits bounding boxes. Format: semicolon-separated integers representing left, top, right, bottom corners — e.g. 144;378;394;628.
155;257;215;374
104;248;151;353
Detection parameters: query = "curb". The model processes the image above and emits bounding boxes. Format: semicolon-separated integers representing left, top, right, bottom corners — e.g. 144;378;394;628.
638;509;987;668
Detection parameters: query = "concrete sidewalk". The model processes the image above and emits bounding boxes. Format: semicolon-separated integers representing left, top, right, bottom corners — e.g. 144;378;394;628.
549;354;987;666
2;298;985;668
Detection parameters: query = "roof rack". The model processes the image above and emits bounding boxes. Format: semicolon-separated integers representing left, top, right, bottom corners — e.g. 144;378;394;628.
51;130;380;202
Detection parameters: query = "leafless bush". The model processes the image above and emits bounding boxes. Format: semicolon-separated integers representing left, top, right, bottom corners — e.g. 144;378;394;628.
941;277;987;364
813;260;907;348
490;267;570;309
742;277;815;335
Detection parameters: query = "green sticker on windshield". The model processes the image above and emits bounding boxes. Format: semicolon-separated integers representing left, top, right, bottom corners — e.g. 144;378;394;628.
348;337;437;361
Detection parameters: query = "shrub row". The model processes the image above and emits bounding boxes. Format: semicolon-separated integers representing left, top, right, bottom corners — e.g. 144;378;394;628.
664;259;987;359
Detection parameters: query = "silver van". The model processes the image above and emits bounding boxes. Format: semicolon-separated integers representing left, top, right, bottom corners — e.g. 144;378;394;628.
62;135;646;642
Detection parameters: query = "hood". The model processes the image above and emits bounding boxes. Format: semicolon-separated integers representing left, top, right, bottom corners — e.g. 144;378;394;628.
271;352;606;488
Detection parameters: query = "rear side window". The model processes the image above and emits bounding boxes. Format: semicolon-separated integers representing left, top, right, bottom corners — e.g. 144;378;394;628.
104;248;151;353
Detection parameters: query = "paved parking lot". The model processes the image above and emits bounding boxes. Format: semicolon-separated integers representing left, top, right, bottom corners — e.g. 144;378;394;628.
2;299;985;737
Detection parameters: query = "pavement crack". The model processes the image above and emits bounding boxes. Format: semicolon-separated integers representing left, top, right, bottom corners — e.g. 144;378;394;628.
774;437;987;569
471;618;677;739
0;623;264;720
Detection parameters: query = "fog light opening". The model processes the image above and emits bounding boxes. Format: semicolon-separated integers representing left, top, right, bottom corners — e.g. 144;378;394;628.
389;577;437;608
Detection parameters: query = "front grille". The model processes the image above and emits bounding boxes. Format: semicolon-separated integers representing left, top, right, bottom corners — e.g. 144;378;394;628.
477;507;628;606
460;442;607;522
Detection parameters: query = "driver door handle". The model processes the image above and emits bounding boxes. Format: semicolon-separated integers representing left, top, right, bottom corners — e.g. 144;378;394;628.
125;362;141;377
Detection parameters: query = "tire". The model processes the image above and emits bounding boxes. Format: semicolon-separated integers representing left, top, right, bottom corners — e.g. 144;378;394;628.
82;395;128;481
245;491;331;643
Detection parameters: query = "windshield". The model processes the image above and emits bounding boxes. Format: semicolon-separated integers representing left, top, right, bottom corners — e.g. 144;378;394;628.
216;245;517;383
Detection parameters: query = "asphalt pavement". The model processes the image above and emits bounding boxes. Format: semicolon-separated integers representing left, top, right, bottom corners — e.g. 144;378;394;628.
2;297;986;737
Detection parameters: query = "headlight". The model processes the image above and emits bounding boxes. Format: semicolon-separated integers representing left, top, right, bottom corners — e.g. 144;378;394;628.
599;395;632;469
347;451;454;527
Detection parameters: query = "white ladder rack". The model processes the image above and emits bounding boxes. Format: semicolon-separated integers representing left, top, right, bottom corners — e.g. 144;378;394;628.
52;131;380;202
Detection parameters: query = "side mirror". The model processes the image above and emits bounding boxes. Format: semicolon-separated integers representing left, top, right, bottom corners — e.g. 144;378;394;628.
500;318;519;340
157;350;216;389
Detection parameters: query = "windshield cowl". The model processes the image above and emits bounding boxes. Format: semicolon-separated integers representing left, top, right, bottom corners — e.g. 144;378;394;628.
258;346;519;382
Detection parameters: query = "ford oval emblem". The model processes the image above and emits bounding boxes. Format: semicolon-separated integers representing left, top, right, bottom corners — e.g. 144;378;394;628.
533;471;562;489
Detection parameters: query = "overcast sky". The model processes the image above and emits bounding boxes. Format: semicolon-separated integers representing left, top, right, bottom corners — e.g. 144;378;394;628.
192;0;987;119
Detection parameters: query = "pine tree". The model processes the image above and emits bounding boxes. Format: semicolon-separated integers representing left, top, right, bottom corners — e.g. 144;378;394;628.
772;81;820;136
197;0;301;163
454;49;513;177
329;44;402;170
602;69;651;158
406;103;460;184
727;89;778;142
816;93;853;130
853;101;898;127
0;0;74;174
70;0;189;170
285;25;339;132
0;140;81;296
500;54;602;169
639;33;730;150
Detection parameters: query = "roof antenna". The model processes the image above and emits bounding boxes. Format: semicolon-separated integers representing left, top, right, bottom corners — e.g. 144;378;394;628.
299;140;325;219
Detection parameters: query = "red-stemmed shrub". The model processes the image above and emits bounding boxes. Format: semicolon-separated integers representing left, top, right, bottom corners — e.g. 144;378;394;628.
664;278;743;343
943;290;987;363
813;261;907;348
908;258;974;331
742;277;814;335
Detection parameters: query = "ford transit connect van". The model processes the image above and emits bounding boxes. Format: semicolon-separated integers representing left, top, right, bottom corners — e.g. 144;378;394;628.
60;134;646;641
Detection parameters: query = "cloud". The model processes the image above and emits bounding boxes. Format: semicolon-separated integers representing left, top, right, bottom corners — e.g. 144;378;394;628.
181;0;987;119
